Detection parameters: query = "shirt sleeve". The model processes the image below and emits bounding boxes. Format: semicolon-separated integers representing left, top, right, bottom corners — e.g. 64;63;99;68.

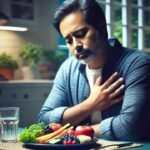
100;58;150;140
38;60;70;124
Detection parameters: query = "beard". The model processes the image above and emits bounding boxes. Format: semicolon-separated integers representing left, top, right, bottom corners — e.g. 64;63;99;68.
74;32;107;65
74;41;104;65
74;48;96;65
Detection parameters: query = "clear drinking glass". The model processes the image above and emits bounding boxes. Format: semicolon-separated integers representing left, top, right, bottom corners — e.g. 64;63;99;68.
0;107;20;142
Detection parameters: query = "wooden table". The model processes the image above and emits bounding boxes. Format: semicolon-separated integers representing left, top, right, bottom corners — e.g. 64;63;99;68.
0;142;27;150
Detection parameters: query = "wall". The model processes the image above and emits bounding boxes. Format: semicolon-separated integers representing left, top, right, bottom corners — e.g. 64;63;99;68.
0;0;59;79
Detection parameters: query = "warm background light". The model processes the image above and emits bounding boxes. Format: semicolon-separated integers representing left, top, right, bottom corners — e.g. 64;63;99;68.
0;26;28;31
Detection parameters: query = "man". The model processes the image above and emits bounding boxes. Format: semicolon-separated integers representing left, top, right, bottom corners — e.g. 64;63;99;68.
39;0;150;141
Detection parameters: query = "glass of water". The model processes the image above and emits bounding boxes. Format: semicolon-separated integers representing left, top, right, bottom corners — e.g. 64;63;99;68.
0;107;20;142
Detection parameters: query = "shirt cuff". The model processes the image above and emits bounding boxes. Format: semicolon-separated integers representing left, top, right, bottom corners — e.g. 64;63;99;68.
100;117;116;140
49;107;68;123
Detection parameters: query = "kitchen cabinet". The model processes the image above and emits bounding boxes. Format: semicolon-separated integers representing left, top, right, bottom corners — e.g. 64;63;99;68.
0;80;53;127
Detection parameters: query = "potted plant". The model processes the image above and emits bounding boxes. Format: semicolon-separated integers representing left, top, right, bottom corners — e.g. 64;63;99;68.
20;42;44;66
39;50;68;79
0;53;19;80
20;42;44;79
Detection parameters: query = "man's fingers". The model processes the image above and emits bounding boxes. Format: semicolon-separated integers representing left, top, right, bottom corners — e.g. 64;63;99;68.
107;77;124;93
109;84;125;99
95;76;102;86
110;96;123;105
102;72;118;89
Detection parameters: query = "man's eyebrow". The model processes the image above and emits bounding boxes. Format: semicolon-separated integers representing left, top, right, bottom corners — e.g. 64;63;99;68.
64;27;88;39
72;27;88;35
64;34;70;40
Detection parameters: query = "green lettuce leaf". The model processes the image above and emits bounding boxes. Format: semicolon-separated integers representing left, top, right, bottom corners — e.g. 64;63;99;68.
18;122;45;143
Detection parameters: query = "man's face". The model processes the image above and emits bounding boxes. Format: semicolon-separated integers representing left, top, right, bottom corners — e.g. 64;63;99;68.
59;11;106;68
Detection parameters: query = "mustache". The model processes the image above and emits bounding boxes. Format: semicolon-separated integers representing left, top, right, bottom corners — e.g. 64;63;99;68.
75;48;92;59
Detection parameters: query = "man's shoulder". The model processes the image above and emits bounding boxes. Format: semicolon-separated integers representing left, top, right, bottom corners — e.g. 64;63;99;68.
123;48;150;64
109;38;150;64
62;56;80;67
60;56;82;73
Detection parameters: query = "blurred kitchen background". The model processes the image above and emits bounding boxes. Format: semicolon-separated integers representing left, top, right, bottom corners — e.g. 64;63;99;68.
0;0;150;81
0;0;150;127
0;0;68;81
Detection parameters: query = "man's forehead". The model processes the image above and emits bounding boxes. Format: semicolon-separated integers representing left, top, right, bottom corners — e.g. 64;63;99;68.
59;11;88;37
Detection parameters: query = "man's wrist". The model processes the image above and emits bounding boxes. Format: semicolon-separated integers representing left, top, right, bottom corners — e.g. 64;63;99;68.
84;97;96;114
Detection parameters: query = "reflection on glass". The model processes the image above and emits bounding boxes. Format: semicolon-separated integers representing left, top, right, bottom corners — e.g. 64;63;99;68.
144;30;150;48
144;10;150;26
131;29;138;49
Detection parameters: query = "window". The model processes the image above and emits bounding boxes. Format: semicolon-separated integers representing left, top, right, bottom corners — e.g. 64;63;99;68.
97;0;150;52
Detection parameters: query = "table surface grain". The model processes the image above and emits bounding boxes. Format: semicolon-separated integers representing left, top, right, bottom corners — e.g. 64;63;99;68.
0;142;29;150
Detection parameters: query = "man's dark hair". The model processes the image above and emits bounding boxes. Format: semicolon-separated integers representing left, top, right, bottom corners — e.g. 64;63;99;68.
53;0;108;39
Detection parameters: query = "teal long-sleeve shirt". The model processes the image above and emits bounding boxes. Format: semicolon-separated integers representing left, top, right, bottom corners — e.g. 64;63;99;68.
38;38;150;141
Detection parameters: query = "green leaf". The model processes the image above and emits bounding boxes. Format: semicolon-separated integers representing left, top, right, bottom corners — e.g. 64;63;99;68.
18;122;45;143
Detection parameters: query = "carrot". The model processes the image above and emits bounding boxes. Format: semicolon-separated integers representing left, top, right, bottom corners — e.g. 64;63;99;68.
45;129;67;143
35;123;70;143
45;126;74;143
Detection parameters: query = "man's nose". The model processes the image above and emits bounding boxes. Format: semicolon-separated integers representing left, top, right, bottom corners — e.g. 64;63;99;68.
75;45;83;53
72;38;83;53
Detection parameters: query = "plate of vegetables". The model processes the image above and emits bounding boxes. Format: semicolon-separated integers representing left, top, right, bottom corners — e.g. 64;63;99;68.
19;123;100;150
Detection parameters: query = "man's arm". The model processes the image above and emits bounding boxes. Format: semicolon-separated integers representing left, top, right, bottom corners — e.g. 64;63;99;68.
38;59;70;124
100;60;150;140
62;72;124;126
